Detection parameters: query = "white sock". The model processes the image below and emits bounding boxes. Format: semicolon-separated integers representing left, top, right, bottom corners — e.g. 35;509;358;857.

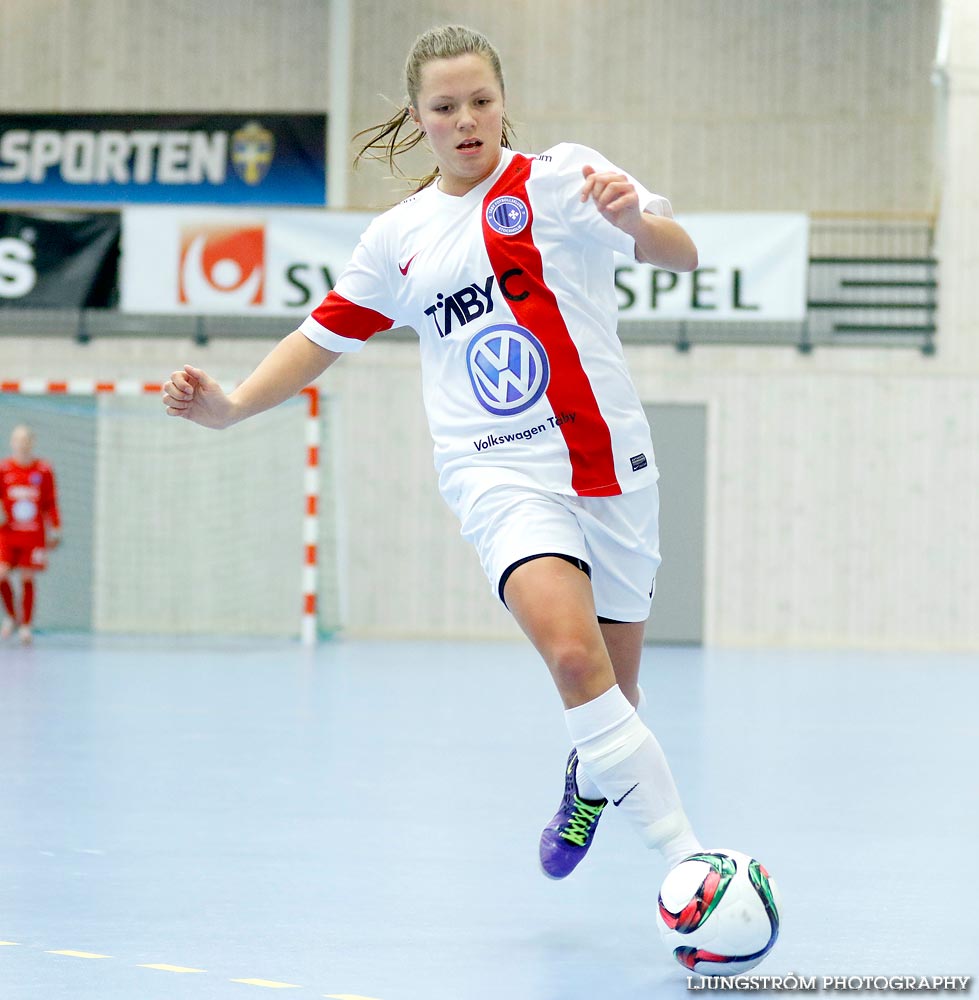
574;759;605;802
573;684;643;799
566;685;702;866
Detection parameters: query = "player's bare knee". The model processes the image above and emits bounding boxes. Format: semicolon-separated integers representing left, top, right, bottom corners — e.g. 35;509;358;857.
547;638;607;695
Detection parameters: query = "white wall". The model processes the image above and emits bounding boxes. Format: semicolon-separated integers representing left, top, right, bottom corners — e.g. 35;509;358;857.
0;0;329;111
348;0;939;214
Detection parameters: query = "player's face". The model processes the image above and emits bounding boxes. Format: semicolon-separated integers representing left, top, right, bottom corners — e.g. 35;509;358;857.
10;427;33;461
412;53;504;197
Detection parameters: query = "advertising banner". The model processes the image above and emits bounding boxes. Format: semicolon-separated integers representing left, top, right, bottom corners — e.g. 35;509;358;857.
121;208;809;321
615;213;810;322
121;207;367;314
0;210;119;307
0;114;326;206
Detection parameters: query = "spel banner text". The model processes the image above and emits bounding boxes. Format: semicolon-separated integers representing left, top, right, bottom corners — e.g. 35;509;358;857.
0;114;326;206
615;212;809;321
1;210;119;308
120;207;808;321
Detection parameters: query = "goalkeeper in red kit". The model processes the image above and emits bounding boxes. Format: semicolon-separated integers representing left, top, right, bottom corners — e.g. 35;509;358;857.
0;425;61;644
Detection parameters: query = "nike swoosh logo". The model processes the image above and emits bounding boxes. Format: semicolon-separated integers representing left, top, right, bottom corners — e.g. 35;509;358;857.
612;783;639;807
398;252;419;276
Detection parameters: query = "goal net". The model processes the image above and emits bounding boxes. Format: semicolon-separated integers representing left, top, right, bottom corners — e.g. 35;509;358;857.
0;382;339;642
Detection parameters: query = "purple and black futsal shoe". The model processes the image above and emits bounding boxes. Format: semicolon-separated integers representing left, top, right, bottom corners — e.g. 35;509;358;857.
539;748;607;880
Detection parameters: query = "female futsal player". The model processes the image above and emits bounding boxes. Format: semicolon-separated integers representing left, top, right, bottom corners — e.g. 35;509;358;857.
162;24;703;880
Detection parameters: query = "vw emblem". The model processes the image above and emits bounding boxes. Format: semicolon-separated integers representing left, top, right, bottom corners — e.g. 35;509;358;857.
466;324;550;416
485;195;530;235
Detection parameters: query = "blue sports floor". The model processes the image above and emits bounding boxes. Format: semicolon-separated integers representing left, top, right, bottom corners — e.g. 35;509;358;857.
1;636;976;1000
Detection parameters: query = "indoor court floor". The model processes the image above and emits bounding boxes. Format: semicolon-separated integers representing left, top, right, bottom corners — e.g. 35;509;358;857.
1;635;976;1000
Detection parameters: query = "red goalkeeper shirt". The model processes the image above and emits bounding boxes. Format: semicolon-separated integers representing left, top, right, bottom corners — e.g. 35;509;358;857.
0;458;61;543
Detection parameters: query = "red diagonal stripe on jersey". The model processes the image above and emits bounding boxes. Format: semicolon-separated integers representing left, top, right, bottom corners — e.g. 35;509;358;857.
311;290;394;343
481;155;621;496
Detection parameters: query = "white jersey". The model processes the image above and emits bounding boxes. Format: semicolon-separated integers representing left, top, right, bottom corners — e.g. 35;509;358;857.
300;143;670;518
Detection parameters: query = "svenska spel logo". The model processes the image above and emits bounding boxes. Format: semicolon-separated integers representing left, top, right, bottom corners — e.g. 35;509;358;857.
485;195;529;236
178;224;265;307
467;323;550;416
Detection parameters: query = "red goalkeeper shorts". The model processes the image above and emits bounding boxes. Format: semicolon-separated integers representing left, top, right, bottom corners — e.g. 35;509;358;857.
0;529;47;570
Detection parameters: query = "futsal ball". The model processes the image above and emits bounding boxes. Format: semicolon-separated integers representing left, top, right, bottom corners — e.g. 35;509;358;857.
656;849;782;976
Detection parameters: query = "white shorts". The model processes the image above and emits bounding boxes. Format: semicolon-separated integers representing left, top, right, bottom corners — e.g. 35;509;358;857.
459;483;661;623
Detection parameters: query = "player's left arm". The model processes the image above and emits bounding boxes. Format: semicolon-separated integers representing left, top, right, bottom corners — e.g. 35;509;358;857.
42;466;61;548
580;165;698;272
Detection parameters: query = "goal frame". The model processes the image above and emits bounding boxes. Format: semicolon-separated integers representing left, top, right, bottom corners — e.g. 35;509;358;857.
0;378;321;645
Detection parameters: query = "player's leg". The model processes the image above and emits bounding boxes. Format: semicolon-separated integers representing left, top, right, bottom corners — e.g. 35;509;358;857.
18;567;35;644
600;618;645;708
505;556;701;873
505;555;615;707
502;555;615;877
574;483;656;806
591;482;659;713
460;485;699;874
533;485;699;876
569;618;646;802
0;531;18;639
460;487;613;877
0;561;16;640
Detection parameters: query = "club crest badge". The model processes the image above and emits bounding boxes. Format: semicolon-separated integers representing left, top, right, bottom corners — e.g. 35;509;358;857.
485;195;529;236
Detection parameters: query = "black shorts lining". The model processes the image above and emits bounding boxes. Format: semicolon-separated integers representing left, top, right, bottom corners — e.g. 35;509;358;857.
498;552;590;606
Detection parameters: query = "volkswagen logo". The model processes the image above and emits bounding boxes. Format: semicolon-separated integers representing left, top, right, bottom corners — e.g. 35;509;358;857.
466;323;550;416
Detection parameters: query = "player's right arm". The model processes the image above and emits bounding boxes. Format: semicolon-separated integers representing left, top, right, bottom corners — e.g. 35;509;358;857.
163;330;340;430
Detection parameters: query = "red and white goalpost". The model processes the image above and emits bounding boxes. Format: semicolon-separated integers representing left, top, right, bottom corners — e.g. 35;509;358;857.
0;378;323;644
298;385;321;646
